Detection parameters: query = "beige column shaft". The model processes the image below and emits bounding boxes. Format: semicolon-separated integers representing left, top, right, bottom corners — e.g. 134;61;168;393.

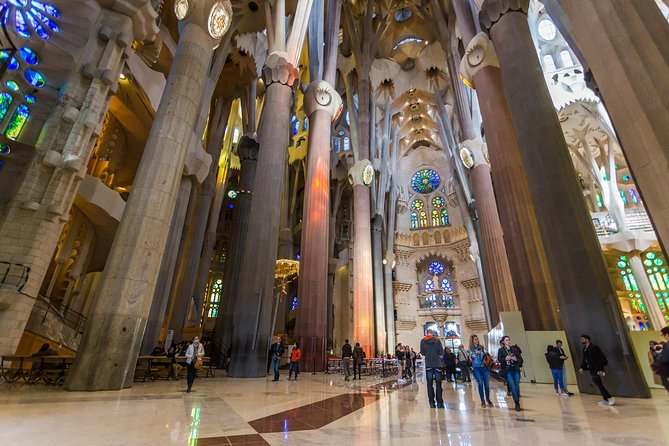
629;254;666;330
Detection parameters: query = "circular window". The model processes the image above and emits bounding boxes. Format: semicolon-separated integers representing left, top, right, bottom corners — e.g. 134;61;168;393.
428;261;444;276
395;7;412;22
24;69;45;87
538;19;557;41
411;169;441;194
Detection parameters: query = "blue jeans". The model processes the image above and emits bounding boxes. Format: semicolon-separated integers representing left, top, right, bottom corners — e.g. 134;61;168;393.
289;361;299;377
561;364;569;391
551;368;565;392
272;356;280;380
472;366;490;402
426;368;443;406
505;368;521;403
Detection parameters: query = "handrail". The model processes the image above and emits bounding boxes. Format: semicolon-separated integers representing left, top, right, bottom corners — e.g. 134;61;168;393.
34;295;87;335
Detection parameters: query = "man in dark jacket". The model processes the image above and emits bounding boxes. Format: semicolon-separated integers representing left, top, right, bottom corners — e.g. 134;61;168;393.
579;334;614;406
342;339;353;381
270;336;284;382
420;329;444;408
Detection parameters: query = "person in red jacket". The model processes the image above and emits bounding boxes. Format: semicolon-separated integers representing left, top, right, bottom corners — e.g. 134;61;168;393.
289;343;302;380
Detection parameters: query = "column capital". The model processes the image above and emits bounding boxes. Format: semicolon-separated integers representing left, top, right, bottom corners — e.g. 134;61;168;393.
348;159;374;187
176;0;232;47
237;136;260;162
479;0;529;35
460;138;489;169
263;52;300;87
304;80;343;119
459;33;500;88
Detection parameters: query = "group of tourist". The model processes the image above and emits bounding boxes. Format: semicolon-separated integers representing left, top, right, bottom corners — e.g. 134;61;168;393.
340;339;366;381
395;343;417;381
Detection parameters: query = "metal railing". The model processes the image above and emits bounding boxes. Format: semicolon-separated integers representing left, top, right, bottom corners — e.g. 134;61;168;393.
418;293;460;310
0;261;30;292
35;296;87;335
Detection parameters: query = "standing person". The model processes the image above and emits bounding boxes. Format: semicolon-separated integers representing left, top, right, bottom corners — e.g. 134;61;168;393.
342;339;353;381
442;347;457;382
289;342;301;381
410;348;417;375
457;344;471;383
468;334;492;407
352;342;364;380
396;344;405;380
650;326;669;395
269;336;284;382
555;340;573;395
185;336;204;393
497;335;523;411
579;334;614;406
545;345;569;397
420;329;445;408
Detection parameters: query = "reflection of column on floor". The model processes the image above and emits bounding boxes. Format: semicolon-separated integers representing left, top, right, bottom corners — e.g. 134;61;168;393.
479;0;648;397
629;253;666;330
66;4;223;390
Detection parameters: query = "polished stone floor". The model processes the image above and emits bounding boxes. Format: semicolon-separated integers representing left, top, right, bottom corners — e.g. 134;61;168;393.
1;371;667;446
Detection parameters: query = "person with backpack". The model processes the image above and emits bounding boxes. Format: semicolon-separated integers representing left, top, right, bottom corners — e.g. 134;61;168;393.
545;345;569;397
579;334;614;406
651;326;669;395
352;342;365;380
497;335;524;411
420;329;445;408
468;334;493;407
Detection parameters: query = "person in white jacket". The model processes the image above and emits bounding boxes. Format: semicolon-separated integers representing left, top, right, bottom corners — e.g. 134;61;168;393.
185;336;205;393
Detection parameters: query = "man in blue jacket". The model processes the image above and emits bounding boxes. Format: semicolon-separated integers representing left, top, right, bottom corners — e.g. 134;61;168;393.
420;329;444;408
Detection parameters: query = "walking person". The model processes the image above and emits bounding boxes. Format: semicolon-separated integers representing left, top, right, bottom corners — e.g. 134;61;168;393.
342;339;352;381
269;336;284;382
289;342;301;380
545;345;569;397
420;329;445;408
457;344;471;383
185;336;204;393
443;347;457;382
579;334;614;406
468;334;493;407
353;342;364;380
497;335;524;411
555;340;574;395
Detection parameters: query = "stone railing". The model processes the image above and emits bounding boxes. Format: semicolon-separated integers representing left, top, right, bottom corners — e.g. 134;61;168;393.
418;293;460;310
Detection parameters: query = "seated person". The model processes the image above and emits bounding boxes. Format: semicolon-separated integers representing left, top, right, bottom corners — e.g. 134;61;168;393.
31;343;60;370
150;343;165;356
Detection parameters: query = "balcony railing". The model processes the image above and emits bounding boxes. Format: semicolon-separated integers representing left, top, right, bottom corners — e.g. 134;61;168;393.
418;293;460;310
0;261;30;292
34;295;87;335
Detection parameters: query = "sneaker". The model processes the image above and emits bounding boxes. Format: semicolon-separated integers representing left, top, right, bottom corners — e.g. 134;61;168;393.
486;400;494;407
597;400;609;406
561;391;569;397
555;392;561;396
566;391;575;396
607;397;615;406
481;402;487;408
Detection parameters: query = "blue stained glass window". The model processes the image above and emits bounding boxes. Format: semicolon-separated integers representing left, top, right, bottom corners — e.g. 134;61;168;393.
24;94;35;104
343;137;350;151
411;169;441;194
303;117;308;131
30;7;60;33
24;10;50;39
5;104;30;140
15;10;30;38
629;189;639;204
20;46;41;65
291;296;298;311
428;261;445;275
9;0;29;8
441;278;453;293
432;196;445;208
0;144;10;154
410;212;418;229
25;69;45;87
0;92;13;122
291;115;299;136
32;0;60;18
7;56;19;70
440;209;449;226
0;158;3;170
0;5;8;25
332;138;340;152
424;279;434;293
6;80;19;91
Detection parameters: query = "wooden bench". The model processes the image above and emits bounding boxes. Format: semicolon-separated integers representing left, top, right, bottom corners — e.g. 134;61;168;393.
1;355;74;385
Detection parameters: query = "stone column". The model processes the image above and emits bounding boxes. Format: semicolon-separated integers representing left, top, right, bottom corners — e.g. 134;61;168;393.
211;136;259;368
629;253;666;330
66;1;224;390
460;33;560;331
371;214;386;355
0;3;157;356
543;0;669;253
294;81;341;371
479;0;649;397
462;139;518;321
228;54;300;378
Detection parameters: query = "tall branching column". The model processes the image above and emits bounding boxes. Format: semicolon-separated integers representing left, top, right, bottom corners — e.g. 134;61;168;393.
479;0;648;397
66;2;222;390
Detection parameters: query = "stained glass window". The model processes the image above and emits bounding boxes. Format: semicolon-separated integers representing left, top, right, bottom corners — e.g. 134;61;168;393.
332;138;340;152
0;1;61;40
411;199;424;211
440;209;449;226
629;189;639;204
291;296;298;311
0;50;19;70
303;117;308;131
595;193;603;208
410;212;418;229
441;278;453;293
0;158;3;170
0;92;13;122
18;47;38;64
25;69;45;87
291;115;299;136
6;80;19;91
431;209;439;226
207;278;223;318
428;261;444;275
411;169;441;194
424;279;434;293
0;144;10;154
392;36;423;50
619;190;628;205
343;137;350;151
538;19;557;40
432;196;445;208
560;50;573;67
5;104;29;140
543;55;556;71
419;210;428;228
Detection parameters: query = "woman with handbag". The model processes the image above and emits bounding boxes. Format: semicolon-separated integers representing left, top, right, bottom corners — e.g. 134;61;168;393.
497;335;524;411
185;336;205;393
468;334;493;407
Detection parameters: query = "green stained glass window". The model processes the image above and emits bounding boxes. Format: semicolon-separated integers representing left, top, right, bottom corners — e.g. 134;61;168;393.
5;104;29;140
432;196;445;208
411;169;441;194
440;209;449;226
411;199;424;211
419;210;427;228
0;92;13;122
431;209;439;226
207;278;223;318
410;212;418;229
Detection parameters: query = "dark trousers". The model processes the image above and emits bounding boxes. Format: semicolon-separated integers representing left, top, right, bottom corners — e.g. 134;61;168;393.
272;357;280;380
354;362;362;379
590;373;612;400
289;361;299;378
660;374;669;394
457;361;470;382
187;363;197;390
426;367;443;406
